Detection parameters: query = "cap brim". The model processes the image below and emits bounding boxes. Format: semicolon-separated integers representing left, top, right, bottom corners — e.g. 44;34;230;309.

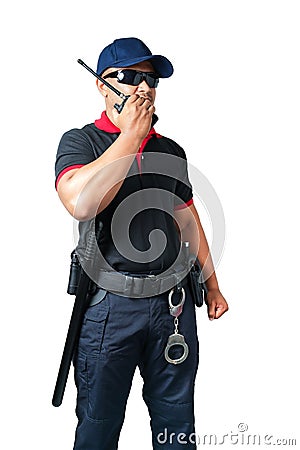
101;54;174;78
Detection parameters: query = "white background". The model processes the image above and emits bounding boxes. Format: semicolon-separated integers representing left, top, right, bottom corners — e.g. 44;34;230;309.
1;0;299;448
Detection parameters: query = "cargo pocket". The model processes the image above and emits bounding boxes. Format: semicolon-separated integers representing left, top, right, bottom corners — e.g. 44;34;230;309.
78;292;110;357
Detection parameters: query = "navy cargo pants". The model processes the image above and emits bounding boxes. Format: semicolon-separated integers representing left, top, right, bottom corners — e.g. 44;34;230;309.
73;284;199;450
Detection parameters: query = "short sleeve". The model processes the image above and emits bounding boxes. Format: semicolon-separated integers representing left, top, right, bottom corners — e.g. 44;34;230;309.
174;147;193;210
55;128;95;188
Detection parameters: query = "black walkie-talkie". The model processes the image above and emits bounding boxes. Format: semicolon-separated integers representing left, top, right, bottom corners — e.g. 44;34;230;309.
77;59;129;113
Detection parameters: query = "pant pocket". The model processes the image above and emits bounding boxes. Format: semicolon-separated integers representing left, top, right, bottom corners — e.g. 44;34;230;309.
78;293;110;357
85;356;110;423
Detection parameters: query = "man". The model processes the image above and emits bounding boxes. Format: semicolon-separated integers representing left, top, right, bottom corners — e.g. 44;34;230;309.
55;37;228;450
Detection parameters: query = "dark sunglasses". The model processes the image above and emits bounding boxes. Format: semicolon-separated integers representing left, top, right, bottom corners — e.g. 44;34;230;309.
103;69;159;88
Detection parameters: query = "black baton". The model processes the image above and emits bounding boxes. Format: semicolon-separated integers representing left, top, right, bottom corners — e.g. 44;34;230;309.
52;223;100;407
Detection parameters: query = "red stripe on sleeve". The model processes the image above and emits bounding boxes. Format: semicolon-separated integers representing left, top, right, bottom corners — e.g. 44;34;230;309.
174;198;194;211
55;164;85;190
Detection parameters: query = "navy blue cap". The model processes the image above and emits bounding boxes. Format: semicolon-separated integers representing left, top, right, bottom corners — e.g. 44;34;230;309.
96;37;173;78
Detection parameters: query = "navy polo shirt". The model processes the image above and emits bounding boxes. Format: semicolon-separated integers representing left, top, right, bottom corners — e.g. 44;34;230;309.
55;112;193;274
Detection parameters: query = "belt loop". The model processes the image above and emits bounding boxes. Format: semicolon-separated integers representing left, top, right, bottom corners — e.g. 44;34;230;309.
124;275;134;296
173;272;182;293
152;276;162;295
132;276;145;296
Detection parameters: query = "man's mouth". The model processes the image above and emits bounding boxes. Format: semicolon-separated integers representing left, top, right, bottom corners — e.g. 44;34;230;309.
141;95;153;103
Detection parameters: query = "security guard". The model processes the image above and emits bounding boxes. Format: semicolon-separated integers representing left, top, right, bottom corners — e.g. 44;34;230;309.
55;37;228;450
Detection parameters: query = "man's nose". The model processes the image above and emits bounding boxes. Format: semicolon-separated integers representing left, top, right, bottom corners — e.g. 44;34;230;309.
137;80;152;92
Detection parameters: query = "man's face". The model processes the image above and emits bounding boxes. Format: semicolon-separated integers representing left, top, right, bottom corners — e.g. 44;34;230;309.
97;61;157;109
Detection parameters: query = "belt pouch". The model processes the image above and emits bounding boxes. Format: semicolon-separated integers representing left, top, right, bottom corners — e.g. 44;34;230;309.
188;258;207;307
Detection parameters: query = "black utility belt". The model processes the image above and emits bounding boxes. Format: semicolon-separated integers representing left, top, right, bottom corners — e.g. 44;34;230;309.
67;251;207;306
94;269;189;298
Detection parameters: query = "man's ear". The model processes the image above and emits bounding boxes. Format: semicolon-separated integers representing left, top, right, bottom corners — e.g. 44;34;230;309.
96;79;108;97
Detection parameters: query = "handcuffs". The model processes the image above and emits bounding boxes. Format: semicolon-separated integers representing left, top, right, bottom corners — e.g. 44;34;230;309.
164;287;189;365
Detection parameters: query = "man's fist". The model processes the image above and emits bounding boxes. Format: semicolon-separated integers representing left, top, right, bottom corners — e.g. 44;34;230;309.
205;289;229;320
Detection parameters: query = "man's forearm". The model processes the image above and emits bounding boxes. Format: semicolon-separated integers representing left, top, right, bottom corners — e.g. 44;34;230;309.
58;132;143;220
177;204;220;291
182;220;219;291
57;95;155;220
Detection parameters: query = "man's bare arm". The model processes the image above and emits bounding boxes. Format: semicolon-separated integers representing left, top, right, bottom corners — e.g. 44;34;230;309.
174;203;229;320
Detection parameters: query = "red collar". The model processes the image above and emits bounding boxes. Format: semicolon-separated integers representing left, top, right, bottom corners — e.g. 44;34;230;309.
94;111;121;133
94;111;159;138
